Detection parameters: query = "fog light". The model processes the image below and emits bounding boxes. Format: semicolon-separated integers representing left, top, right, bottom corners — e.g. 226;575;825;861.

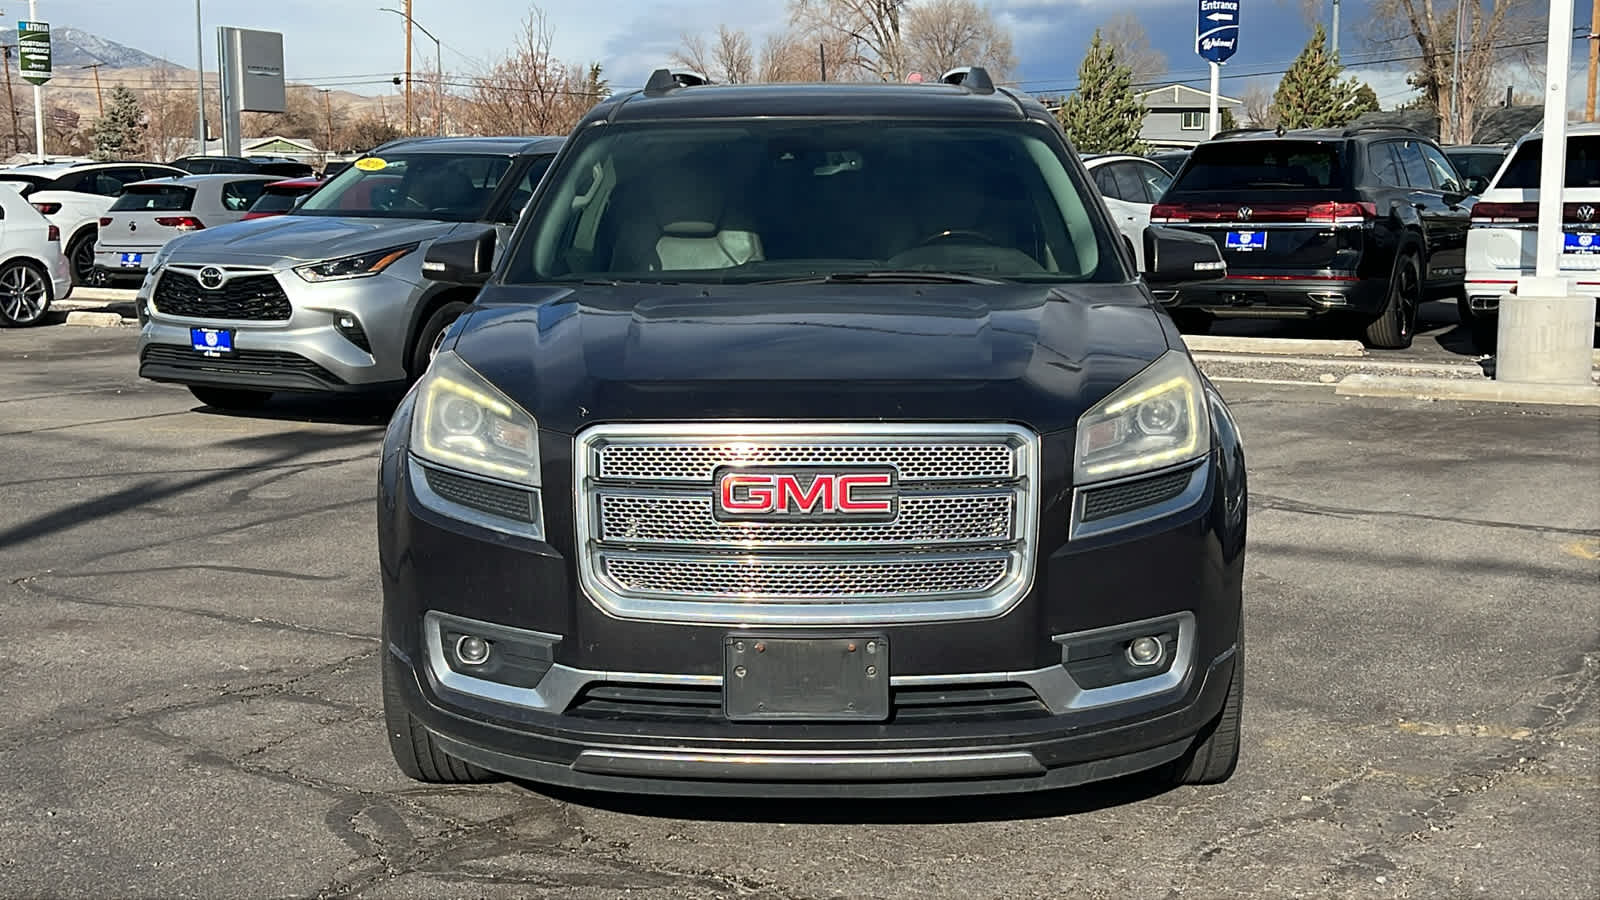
1127;636;1164;667
455;635;491;666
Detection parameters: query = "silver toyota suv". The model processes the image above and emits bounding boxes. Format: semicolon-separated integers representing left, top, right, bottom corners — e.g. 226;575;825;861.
135;136;564;409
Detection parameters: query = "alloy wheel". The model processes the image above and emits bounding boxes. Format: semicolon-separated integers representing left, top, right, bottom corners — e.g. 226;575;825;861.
0;263;48;325
70;239;96;284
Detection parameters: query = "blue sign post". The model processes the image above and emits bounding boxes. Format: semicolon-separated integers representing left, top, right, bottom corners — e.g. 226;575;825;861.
1196;0;1240;138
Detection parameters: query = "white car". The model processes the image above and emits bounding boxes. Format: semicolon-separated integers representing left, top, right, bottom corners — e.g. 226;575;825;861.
1084;154;1175;272
1463;122;1600;349
0;160;185;286
0;187;73;326
93;174;278;282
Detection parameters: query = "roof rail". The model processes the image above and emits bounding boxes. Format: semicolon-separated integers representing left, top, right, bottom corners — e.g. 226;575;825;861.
1211;128;1277;139
643;68;712;96
1341;124;1420;137
941;66;995;94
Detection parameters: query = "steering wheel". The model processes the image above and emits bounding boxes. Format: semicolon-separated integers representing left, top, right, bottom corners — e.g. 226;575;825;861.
915;229;998;248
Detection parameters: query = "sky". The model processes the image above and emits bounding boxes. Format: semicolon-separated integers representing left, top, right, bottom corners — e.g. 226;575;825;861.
11;0;1593;110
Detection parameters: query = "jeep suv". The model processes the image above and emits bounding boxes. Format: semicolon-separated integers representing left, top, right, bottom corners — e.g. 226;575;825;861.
135;136;563;410
1154;127;1472;348
377;69;1248;798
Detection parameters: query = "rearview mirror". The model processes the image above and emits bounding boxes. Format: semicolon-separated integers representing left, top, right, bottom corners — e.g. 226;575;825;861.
1143;226;1227;284
422;227;496;285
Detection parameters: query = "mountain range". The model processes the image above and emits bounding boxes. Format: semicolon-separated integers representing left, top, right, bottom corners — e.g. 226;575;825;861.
13;26;172;69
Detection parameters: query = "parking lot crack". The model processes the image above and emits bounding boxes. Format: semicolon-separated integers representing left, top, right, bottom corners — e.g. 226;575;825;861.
1254;493;1600;538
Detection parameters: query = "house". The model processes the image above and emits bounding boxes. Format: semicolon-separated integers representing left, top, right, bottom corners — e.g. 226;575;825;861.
168;135;323;165
1137;84;1244;149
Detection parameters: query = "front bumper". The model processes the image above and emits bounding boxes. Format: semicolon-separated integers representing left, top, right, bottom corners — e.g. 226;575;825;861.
135;264;420;392
1161;275;1387;318
379;412;1249;797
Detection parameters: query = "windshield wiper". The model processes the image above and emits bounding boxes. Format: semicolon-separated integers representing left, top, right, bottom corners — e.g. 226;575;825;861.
754;271;1006;285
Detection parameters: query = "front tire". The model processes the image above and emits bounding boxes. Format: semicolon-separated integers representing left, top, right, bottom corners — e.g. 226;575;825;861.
1167;631;1243;786
188;385;271;410
383;651;497;784
1363;252;1420;349
0;259;53;326
408;300;471;379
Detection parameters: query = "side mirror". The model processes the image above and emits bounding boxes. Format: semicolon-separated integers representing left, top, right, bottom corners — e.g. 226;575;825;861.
291;193;309;208
1464;175;1489;195
422;227;496;285
1143;226;1227;284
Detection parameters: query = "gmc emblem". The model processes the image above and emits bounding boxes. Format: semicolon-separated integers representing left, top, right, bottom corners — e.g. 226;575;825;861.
713;466;898;523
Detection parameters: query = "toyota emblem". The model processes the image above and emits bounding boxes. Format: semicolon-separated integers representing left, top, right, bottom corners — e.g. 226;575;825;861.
198;267;225;290
1578;205;1597;223
1237;206;1253;221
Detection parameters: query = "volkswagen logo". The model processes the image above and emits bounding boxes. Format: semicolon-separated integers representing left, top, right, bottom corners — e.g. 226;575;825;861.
198;267;226;290
1237;206;1253;221
128;221;137;232
1578;205;1597;223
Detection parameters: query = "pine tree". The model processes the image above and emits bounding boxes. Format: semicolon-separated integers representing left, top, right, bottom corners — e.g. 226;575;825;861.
1271;25;1383;129
1056;31;1146;154
1219;107;1238;132
91;87;145;161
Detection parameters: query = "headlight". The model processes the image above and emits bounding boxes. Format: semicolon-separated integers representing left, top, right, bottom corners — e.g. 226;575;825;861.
411;351;541;488
1074;350;1210;483
294;244;417;282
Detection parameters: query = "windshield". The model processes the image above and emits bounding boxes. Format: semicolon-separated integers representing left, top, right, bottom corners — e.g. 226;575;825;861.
507;120;1116;284
1495;137;1600;189
248;188;304;214
294;153;512;220
1171;141;1345;191
1444;149;1504;184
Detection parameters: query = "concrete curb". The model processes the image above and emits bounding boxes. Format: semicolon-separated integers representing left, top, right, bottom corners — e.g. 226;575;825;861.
63;287;139;304
1336;374;1600;407
64;311;128;328
1182;335;1369;357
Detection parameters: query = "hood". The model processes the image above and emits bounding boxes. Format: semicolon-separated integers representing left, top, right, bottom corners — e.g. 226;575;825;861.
163;215;460;266
450;284;1173;434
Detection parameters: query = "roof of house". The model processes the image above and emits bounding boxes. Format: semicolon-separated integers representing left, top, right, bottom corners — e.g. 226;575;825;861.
1137;84;1242;108
1346;106;1547;145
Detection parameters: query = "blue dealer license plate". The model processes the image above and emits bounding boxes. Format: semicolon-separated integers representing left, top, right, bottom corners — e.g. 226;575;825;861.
190;328;234;355
1564;232;1599;254
119;253;143;267
1225;231;1267;252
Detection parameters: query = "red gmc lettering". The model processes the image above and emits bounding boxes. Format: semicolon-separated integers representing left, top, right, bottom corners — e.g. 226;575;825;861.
835;473;893;513
717;472;893;515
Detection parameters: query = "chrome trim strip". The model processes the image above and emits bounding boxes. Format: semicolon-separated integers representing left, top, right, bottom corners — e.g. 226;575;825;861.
572;422;1041;626
572;749;1045;781
409;456;545;541
1068;459;1209;541
423;612;1198;717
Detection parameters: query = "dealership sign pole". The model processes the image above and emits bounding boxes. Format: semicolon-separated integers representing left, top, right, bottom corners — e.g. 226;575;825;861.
1196;0;1239;138
17;4;48;162
1495;0;1594;385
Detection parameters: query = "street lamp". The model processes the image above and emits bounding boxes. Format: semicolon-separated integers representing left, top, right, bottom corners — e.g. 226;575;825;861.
378;6;443;136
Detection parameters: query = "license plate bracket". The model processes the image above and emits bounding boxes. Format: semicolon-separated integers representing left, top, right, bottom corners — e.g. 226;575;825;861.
723;635;889;722
119;252;144;267
190;327;235;356
1564;232;1599;255
1225;231;1266;252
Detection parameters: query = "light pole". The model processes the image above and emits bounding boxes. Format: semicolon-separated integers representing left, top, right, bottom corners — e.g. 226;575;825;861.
378;6;442;135
195;0;205;154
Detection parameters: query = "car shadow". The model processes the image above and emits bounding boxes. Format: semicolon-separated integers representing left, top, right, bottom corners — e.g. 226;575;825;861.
191;389;405;427
525;770;1179;824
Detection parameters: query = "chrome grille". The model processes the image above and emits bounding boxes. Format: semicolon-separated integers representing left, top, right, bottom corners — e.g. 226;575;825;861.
604;554;1010;599
574;424;1039;625
598;491;1014;547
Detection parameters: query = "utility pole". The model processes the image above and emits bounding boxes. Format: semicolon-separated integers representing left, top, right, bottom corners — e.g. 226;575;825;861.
1452;0;1466;143
319;88;333;155
0;45;18;156
194;0;205;153
819;42;827;81
1587;0;1598;121
81;62;102;116
403;0;413;134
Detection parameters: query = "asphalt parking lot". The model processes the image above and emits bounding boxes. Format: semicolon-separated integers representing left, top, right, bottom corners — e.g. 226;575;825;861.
1;323;1596;899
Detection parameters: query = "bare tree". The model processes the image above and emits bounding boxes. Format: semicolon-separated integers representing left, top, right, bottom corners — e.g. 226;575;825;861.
1366;0;1542;142
675;26;757;83
458;9;605;136
902;0;1016;81
1099;13;1167;86
141;65;205;160
1240;84;1279;127
788;0;909;81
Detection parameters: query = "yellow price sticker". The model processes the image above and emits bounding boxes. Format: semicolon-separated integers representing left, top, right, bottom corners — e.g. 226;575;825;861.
353;157;388;172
